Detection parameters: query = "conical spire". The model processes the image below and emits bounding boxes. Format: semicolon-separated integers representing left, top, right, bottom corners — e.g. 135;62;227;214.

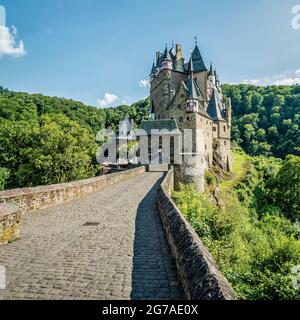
163;45;172;61
214;69;219;83
150;61;156;75
208;62;213;76
191;44;207;72
207;88;225;121
188;57;194;74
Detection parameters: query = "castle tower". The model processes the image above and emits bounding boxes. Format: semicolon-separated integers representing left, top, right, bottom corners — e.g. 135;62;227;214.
143;41;231;192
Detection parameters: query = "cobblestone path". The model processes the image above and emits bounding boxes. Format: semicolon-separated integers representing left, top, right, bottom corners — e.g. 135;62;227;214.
0;172;183;300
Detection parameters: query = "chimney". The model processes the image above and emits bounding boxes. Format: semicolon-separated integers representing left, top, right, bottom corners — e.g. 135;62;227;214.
175;44;183;60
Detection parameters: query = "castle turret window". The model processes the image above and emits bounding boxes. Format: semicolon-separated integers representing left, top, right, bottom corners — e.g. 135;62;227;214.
186;99;199;113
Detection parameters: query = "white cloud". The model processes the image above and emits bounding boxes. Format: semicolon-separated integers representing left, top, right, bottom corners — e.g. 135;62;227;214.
242;69;300;87
139;79;150;88
0;25;26;58
243;79;260;85
97;93;118;108
274;78;300;86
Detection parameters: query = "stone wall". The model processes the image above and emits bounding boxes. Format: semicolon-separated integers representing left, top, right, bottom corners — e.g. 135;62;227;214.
0;203;23;246
0;167;145;214
156;167;237;300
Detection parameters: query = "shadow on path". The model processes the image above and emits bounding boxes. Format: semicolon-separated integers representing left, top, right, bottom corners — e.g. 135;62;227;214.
131;177;183;300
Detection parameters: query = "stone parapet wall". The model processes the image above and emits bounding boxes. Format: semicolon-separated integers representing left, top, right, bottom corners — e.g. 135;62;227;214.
0;203;23;246
157;167;237;300
0;167;145;213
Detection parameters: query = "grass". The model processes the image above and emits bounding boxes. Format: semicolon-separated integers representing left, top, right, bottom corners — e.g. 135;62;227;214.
219;150;250;192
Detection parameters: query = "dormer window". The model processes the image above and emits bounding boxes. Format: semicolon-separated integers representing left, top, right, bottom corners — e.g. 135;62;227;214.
186;99;199;113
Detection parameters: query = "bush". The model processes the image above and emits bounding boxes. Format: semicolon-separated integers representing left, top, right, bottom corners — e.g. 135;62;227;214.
0;167;10;191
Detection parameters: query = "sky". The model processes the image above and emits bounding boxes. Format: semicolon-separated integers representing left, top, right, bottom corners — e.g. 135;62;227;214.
0;0;300;107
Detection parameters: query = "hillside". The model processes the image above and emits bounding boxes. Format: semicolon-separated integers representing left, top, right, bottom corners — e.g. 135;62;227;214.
173;150;300;300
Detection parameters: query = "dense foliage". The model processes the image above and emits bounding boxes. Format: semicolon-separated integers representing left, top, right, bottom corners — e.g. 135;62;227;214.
0;87;150;189
173;151;300;300
222;84;300;158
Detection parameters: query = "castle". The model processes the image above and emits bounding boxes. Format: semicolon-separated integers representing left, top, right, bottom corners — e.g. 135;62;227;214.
141;42;232;192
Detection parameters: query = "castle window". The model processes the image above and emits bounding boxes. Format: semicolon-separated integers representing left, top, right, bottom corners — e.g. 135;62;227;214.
224;141;227;146
224;125;226;132
213;127;217;132
205;145;207;150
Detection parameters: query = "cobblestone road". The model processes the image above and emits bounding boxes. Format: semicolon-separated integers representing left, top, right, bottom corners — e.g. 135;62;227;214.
0;173;183;300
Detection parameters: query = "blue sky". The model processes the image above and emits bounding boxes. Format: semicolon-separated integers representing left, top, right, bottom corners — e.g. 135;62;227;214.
0;0;300;107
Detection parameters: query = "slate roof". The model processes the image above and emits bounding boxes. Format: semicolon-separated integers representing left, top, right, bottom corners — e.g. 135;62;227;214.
150;62;156;75
191;45;207;72
186;77;204;101
150;101;155;114
207;88;225;121
162;46;172;62
186;58;204;101
140;120;180;135
208;62;213;76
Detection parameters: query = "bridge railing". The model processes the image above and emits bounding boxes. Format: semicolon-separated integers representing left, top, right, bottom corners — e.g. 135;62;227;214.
0;166;145;214
0;203;22;246
157;167;237;300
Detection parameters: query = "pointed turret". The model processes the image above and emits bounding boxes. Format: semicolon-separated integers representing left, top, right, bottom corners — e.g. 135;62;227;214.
189;57;194;74
208;62;213;76
214;69;220;84
169;43;176;61
191;45;207;72
185;55;206;113
161;45;173;70
150;61;156;76
162;45;172;62
207;88;225;121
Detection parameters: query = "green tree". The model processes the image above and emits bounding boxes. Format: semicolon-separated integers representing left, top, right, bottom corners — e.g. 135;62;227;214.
270;155;300;220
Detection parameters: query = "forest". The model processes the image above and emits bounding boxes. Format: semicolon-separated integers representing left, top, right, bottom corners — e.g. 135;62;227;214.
222;84;300;158
0;86;149;189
